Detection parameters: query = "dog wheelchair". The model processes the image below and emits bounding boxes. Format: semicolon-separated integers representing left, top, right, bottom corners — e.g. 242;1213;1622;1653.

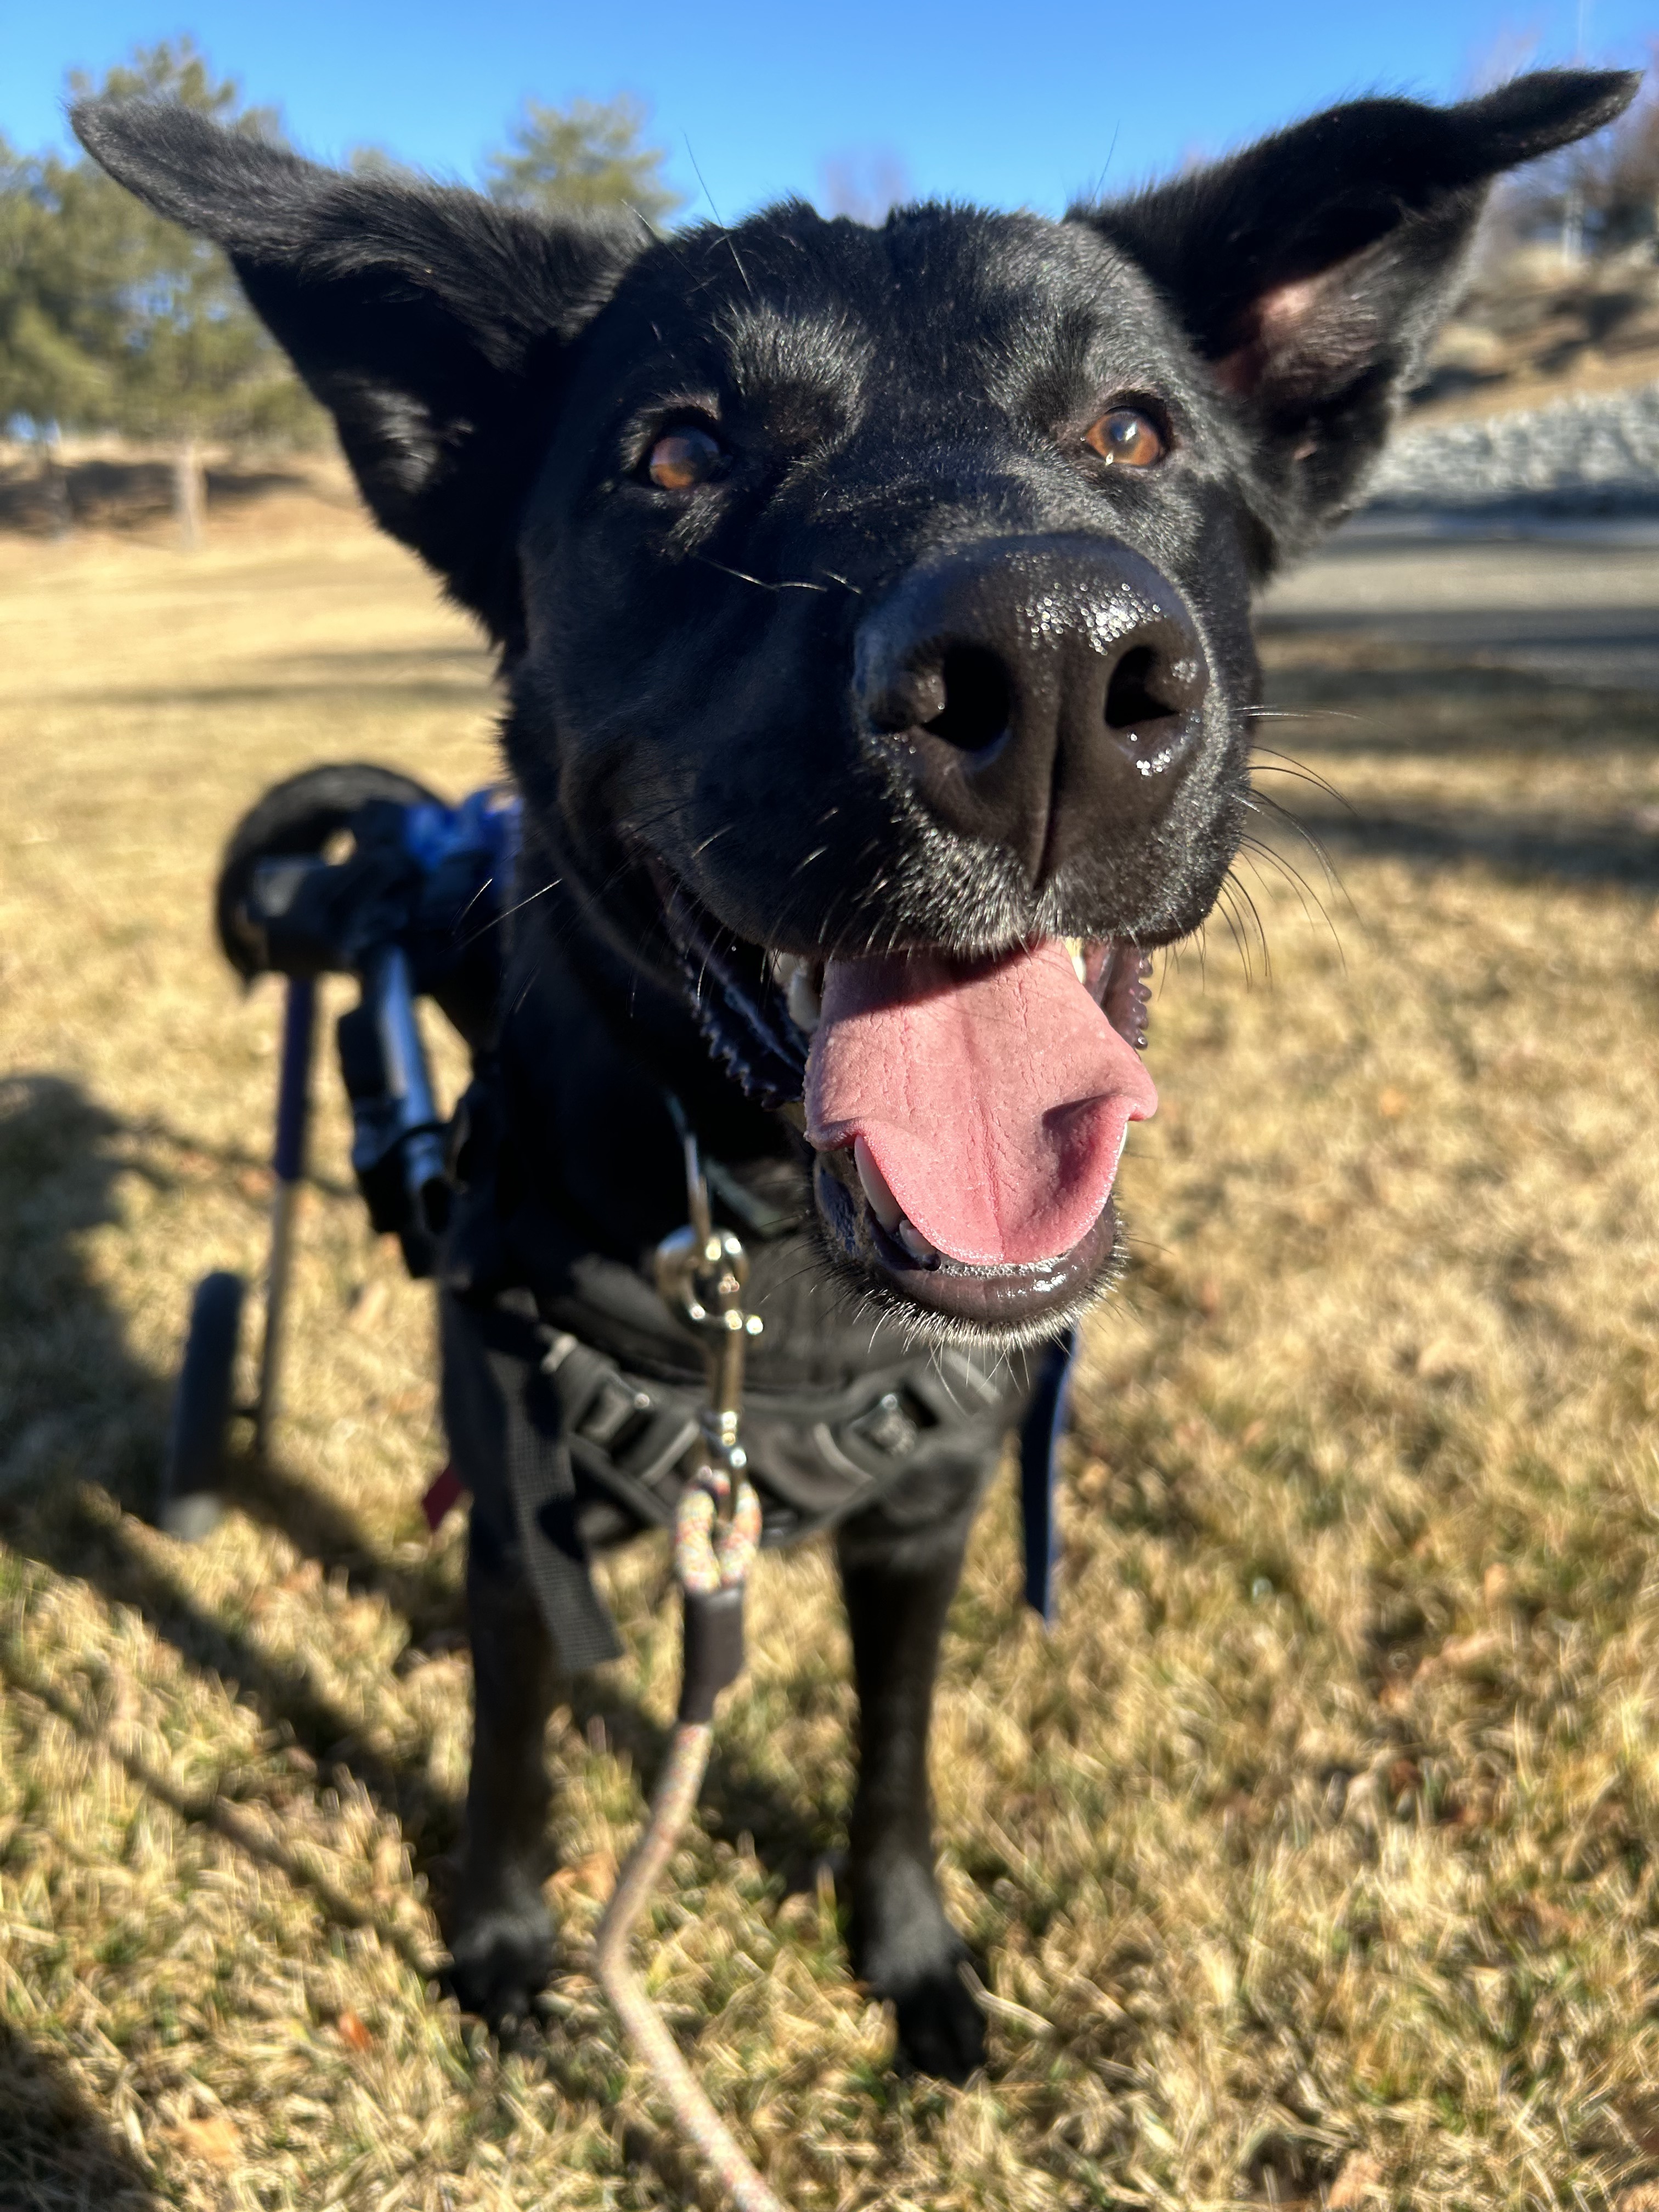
160;762;518;1539
161;761;855;2208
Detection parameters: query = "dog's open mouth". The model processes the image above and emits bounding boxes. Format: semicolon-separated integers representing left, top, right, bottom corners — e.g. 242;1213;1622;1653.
660;878;1156;1333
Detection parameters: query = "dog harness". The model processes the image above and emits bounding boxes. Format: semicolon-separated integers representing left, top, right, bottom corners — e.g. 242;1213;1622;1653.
433;1068;1075;1674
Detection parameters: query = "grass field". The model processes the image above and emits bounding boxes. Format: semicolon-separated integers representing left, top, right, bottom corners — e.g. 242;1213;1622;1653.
3;487;1659;2212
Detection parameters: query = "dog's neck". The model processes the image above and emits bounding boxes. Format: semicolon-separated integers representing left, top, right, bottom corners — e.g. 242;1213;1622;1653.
499;870;801;1251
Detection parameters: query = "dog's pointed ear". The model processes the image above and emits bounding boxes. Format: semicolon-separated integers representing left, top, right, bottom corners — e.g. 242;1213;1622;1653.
72;98;645;646
1074;69;1639;565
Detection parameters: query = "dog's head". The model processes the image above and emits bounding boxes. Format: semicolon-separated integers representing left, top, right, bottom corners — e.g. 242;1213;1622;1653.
78;72;1632;1345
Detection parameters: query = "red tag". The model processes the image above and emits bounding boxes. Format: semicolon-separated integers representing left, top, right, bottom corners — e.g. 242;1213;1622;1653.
421;1463;464;1532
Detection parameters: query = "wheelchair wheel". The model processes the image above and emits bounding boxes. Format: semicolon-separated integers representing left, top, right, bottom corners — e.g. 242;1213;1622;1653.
161;1270;246;1541
215;761;444;978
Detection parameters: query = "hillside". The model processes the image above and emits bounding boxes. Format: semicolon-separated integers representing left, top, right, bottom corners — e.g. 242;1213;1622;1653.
1410;244;1659;421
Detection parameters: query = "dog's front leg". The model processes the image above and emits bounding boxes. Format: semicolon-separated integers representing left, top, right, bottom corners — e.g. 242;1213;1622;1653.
448;1524;561;2025
837;1488;986;2081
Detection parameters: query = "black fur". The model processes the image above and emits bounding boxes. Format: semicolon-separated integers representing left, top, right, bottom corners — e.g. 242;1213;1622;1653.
76;71;1633;2077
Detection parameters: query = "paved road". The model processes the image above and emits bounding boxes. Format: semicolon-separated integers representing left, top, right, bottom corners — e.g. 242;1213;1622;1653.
1258;516;1659;692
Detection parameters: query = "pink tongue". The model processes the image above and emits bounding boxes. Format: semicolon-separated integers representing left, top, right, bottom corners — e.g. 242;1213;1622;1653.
805;940;1157;1267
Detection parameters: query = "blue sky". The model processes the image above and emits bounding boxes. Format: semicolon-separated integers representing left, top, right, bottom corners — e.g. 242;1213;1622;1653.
1;0;1652;219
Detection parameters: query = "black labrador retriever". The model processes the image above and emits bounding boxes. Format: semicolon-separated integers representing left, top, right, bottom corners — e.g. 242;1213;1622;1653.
78;69;1630;2080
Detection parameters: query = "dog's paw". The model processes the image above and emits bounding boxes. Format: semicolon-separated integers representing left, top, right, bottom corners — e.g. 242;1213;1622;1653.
446;1893;555;2028
851;1859;986;2083
887;1950;986;2083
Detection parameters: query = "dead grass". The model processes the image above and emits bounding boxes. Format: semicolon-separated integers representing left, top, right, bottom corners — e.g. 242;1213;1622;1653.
3;500;1659;2210
1412;251;1659;422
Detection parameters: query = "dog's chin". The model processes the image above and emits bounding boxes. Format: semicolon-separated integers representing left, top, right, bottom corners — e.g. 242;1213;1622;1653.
811;1149;1122;1347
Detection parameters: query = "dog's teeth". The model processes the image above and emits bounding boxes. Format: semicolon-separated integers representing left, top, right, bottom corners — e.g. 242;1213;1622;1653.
787;964;822;1035
851;1140;940;1266
1064;936;1087;985
853;1138;902;1233
897;1218;939;1266
771;950;821;1032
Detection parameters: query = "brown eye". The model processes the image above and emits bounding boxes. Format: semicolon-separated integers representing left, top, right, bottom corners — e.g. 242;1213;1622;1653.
646;425;723;491
1085;407;1166;469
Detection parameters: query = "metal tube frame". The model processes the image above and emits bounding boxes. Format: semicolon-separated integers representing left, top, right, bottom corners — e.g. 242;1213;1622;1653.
367;942;451;1226
255;973;317;1453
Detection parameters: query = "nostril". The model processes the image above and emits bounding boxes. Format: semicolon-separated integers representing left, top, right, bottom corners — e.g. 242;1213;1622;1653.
1103;645;1179;731
924;646;1013;754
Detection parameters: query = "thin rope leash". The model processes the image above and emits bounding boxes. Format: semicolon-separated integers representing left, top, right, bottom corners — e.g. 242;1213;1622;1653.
591;1134;790;2212
592;1472;783;2212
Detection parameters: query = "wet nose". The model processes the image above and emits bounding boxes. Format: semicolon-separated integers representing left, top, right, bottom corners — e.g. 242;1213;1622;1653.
853;534;1209;887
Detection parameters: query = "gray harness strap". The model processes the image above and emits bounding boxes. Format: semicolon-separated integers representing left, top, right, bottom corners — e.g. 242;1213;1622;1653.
441;1277;1014;1674
543;1329;701;1531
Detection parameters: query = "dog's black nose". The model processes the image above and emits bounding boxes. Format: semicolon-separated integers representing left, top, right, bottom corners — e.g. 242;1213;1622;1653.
853;535;1210;886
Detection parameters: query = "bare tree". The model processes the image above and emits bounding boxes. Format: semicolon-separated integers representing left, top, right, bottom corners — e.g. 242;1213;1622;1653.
817;146;912;226
1499;46;1659;260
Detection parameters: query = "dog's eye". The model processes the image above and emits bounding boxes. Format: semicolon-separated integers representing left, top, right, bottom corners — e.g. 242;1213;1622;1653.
1085;408;1166;469
646;426;723;491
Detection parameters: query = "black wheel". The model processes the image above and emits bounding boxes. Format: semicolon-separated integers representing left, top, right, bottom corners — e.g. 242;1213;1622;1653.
215;761;445;978
161;1271;246;1541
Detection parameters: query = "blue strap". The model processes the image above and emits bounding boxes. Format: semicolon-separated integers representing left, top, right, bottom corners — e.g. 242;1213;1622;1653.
272;974;316;1186
402;787;522;889
1018;1324;1077;1623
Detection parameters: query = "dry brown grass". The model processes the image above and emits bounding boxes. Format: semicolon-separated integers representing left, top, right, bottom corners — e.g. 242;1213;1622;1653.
3;498;1659;2210
1412;251;1659;422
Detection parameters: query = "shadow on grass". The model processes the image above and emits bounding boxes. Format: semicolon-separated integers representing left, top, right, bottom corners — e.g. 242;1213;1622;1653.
4;640;493;719
0;2020;156;2210
1261;804;1659;889
127;1107;357;1201
4;679;492;713
1257;651;1659;758
0;1071;823;1970
1246;651;1659;889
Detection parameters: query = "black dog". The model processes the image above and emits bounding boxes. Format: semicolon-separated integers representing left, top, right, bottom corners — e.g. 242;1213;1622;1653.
78;70;1630;2080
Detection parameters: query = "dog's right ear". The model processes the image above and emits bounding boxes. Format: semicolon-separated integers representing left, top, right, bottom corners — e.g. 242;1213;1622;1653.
72;99;645;648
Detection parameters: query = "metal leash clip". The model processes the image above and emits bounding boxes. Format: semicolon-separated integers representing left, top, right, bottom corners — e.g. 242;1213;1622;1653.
593;1129;788;2212
653;1127;764;1721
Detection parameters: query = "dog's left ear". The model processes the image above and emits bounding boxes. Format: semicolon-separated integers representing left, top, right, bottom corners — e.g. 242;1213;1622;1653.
1075;69;1638;566
72;99;647;648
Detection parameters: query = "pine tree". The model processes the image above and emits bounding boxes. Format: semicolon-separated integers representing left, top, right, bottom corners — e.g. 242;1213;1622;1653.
0;138;125;531
0;40;321;545
484;94;684;227
71;42;322;544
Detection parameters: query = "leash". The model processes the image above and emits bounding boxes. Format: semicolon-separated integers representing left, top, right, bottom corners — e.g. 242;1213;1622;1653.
592;1130;789;2212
